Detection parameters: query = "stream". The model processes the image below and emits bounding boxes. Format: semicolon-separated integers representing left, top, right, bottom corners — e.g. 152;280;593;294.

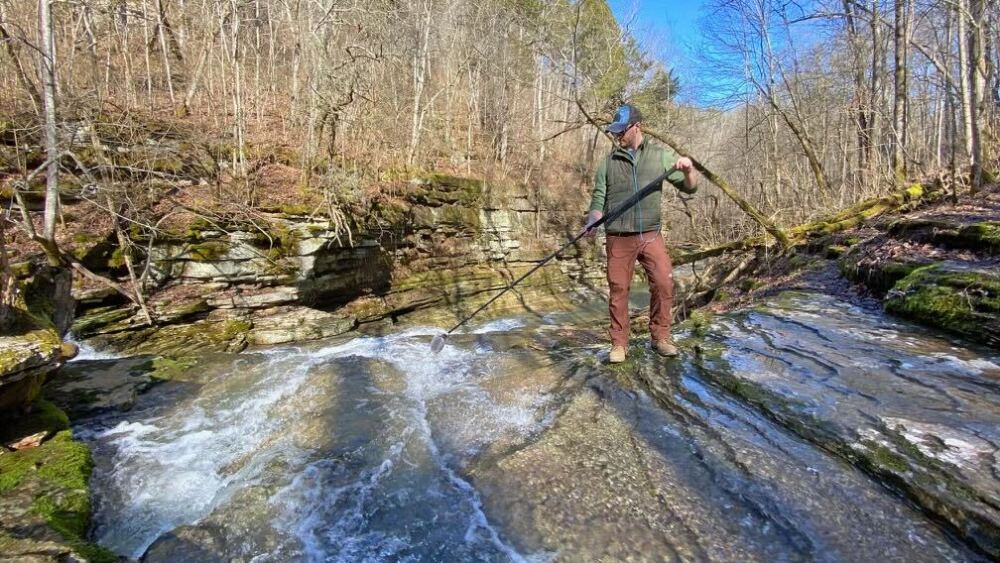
58;292;997;562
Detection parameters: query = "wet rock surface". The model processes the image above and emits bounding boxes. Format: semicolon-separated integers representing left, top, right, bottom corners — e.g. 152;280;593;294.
691;291;1000;558
60;294;996;561
46;356;161;418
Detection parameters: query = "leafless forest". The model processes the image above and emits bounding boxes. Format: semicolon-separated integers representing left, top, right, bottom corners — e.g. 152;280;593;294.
1;0;997;272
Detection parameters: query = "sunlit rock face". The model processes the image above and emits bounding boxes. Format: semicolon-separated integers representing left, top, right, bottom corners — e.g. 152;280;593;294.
72;174;601;355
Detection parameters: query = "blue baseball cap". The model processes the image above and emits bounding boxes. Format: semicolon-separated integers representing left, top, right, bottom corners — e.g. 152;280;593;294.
606;104;643;134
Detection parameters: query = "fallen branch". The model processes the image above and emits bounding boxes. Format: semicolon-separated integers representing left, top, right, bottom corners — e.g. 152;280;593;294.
673;180;946;265
673;237;765;266
642;127;792;249
785;183;938;236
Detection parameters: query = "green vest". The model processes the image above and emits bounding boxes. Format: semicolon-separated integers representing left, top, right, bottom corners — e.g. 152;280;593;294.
603;141;670;234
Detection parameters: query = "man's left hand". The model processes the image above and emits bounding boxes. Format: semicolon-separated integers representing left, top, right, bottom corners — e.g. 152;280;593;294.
674;157;694;172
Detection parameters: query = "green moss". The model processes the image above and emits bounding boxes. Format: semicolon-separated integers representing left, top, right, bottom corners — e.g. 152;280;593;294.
427;173;483;194
256;222;302;262
786;252;816;270
372;199;411;226
108;246;128;268
961;221;1000;249
187;240;230;262
825;244;849;258
70;246;90;261
885;263;1000;346
890;218;1000;251
89;316;253;357
839;258;926;295
712;290;731;302
439;205;481;229
903;183;924;199
605;344;649;374
32;492;88;539
132;356;199;381
392;266;494;292
72;233;104;245
160;299;211;322
149;154;185;175
410;173;484;206
9;261;32;278
0;429;87;494
18;271;71;332
684;310;715;337
0;347;27;374
277;203;313;216
220;319;253;340
182;217;218;240
71;306;133;337
862;440;911;473
0;414;118;563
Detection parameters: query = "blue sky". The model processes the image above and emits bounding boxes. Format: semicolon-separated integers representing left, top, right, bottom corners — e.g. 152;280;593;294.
608;0;714;104
608;0;707;60
607;0;832;107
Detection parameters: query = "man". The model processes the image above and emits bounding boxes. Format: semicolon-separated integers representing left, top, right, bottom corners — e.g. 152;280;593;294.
583;103;698;363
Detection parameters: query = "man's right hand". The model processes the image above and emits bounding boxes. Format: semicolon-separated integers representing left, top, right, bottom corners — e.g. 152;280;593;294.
580;210;603;237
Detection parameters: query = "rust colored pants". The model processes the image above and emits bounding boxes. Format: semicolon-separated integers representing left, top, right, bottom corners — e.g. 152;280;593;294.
605;231;674;346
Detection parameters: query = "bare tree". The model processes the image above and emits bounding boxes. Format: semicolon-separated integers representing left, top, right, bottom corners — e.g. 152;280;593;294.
38;0;59;262
892;0;908;181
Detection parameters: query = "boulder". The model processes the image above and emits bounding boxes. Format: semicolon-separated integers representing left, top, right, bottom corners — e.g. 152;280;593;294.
0;328;63;414
885;261;1000;348
0;401;115;562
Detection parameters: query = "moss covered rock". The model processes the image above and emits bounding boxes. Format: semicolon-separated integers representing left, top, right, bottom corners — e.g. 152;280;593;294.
44;355;183;418
71;306;135;338
408;173;484;207
885;262;1000;347
0;313;65;414
0;402;117;563
86;318;252;357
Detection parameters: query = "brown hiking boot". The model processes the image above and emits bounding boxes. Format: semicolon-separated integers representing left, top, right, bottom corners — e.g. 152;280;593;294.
609;345;627;363
652;338;678;357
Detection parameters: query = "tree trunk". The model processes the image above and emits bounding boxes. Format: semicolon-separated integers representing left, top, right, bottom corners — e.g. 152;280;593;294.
892;0;908;182
0;223;16;331
408;1;432;166
107;195;154;325
957;0;976;177
156;0;176;104
842;0;870;176
969;0;988;191
869;0;884;181
38;0;60;263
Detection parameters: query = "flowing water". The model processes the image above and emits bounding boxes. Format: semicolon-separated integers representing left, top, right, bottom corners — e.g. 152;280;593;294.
61;293;997;562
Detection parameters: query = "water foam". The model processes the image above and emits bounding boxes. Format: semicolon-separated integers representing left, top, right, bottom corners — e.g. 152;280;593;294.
85;318;541;561
67;337;119;361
